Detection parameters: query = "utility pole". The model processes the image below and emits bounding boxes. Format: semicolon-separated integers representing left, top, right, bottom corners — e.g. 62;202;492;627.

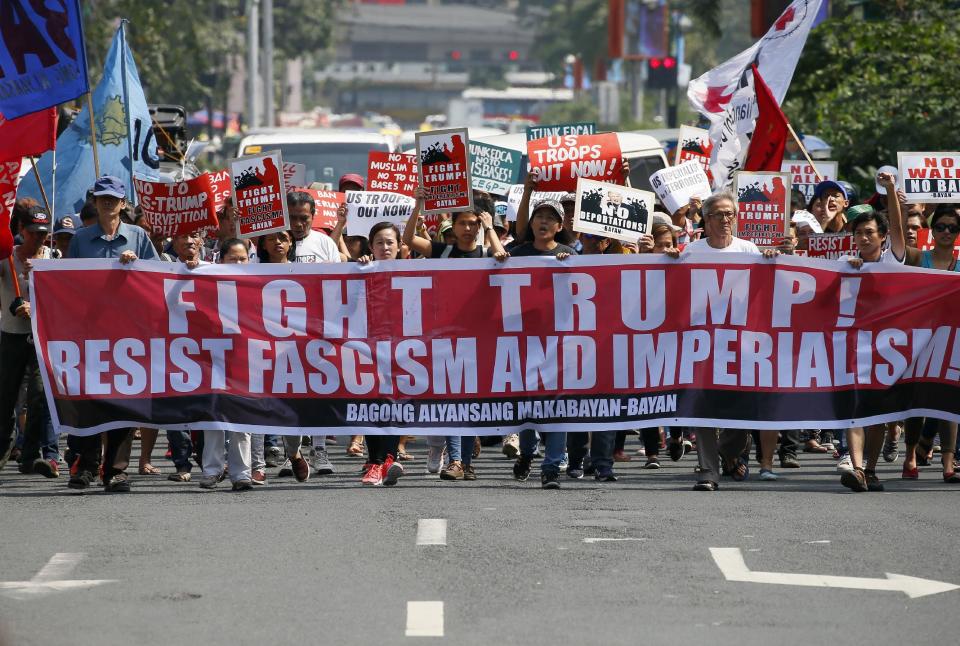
263;0;275;127
246;0;260;129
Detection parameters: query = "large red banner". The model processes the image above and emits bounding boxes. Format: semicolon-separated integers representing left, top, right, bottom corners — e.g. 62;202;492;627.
30;255;960;436
527;133;623;192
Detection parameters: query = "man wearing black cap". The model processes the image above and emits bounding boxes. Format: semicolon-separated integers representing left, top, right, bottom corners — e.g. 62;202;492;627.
0;207;59;479
66;175;160;493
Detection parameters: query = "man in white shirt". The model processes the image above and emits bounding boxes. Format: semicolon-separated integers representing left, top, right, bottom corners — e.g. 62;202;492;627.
287;191;345;263
668;191;778;491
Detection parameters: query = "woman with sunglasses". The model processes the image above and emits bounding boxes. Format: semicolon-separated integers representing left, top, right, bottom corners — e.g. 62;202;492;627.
901;206;960;483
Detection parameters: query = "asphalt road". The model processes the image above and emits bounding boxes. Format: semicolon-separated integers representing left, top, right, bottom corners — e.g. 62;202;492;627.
1;435;958;646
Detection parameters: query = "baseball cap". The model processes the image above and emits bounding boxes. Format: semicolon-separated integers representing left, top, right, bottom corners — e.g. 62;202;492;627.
651;213;682;232
338;173;365;191
53;215;79;236
531;199;564;221
790;209;823;234
23;207;51;233
813;180;847;201
846;204;875;219
437;219;453;238
559;192;576;204
92;175;126;199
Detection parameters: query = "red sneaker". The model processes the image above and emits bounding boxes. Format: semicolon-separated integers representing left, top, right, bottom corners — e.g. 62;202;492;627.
361;462;383;485
251;469;267;485
382;455;403;486
69;454;80;477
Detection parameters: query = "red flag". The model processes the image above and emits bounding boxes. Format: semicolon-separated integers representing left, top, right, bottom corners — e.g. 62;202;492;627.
0;161;19;260
0;108;58;160
744;65;789;172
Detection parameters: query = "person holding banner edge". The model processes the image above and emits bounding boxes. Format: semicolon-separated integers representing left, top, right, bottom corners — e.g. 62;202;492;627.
667;191;780;491
841;171;920;492
66;176;160;493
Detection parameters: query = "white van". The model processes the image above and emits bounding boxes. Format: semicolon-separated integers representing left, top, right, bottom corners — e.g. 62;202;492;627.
472;131;669;195
236;129;396;189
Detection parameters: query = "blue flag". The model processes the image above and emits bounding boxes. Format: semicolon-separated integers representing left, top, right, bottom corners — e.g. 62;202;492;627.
0;0;89;119
18;23;159;216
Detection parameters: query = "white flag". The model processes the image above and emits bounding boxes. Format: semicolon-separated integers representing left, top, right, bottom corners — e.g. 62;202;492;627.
687;0;823;189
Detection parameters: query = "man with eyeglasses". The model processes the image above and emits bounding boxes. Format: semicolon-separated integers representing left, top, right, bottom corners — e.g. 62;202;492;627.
666;191;779;491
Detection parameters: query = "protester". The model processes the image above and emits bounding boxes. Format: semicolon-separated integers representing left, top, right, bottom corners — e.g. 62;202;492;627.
669;191;779;490
402;186;507;481
51;215;79;258
503;198;575;489
0;207;57;477
163;230;211;482
839;172;912;492
355;222;407;486
65;176;160;493
901;207;960;483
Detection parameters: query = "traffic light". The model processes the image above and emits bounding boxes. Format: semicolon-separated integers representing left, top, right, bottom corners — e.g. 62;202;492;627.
646;56;677;90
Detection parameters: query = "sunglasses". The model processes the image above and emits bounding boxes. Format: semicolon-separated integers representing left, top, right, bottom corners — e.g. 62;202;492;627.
933;223;960;234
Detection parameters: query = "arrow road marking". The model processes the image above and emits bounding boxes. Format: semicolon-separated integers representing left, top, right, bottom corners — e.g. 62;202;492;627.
0;553;117;600
710;547;960;599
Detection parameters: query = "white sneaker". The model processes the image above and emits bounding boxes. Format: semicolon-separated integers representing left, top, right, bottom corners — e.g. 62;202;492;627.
836;454;853;472
309;448;335;475
502;434;520;459
427;445;445;474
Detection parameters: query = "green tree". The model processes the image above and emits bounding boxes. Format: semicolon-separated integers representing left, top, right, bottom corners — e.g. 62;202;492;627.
81;0;339;113
785;0;960;194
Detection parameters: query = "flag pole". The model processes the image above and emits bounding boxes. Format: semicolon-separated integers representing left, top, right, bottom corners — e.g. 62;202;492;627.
787;123;823;183
118;19;137;206
86;93;100;177
29;156;52;216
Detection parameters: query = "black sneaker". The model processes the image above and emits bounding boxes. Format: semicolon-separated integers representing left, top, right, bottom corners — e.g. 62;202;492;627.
567;466;584;479
595;468;618;482
104;474;131;493
864;470;885;492
667;441;684;462
513;456;532;481
541;471;560;489
68;470;94;491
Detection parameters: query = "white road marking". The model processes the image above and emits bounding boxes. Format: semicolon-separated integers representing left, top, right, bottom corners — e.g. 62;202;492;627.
0;553;116;600
416;519;447;546
583;538;646;544
406;601;444;637
805;540;831;544
710;547;960;599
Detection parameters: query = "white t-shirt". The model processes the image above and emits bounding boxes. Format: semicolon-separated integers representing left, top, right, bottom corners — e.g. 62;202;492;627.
294;230;340;263
683;236;760;255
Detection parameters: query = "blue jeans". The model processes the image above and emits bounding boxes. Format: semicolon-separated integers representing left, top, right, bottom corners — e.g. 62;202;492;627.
520;429;566;474
166;430;193;472
566;431;615;471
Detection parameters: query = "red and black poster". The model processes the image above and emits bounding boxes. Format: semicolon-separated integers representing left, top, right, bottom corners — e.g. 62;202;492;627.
229;150;289;238
30;256;960;436
734;171;790;247
416;128;472;214
675;125;713;184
